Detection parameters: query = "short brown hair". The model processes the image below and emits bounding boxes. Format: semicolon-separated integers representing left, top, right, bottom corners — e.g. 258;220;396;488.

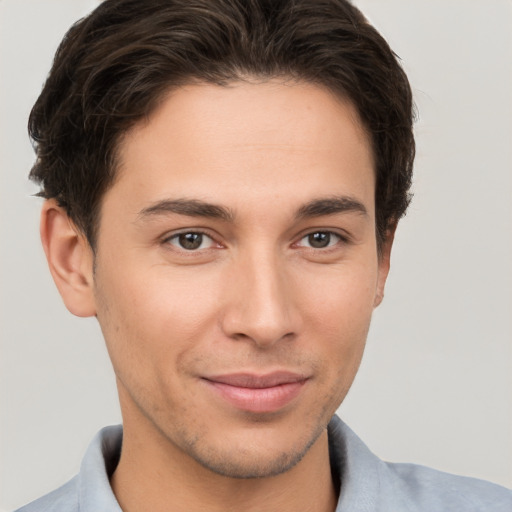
29;0;415;249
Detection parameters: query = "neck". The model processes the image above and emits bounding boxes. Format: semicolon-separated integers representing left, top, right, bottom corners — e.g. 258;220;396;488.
111;416;337;512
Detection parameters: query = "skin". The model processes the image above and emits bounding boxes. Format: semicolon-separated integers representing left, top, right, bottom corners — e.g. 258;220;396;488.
41;80;393;512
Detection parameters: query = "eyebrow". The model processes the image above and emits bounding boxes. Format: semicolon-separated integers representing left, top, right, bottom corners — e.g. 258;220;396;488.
295;196;368;219
138;198;235;222
137;195;367;223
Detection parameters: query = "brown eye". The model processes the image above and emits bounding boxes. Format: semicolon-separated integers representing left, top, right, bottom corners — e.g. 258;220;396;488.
167;232;214;251
179;233;203;250
308;232;331;248
298;231;342;249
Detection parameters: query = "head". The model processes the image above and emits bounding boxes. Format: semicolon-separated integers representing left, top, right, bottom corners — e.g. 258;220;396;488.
32;0;415;480
30;0;414;253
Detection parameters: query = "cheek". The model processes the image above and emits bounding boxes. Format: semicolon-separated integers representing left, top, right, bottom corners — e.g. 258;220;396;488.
296;262;377;375
299;260;378;329
94;263;223;368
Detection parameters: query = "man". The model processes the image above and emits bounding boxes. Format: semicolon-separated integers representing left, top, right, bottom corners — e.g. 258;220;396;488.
12;0;511;511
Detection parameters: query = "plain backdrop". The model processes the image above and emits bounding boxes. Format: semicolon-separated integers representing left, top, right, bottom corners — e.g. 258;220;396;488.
1;0;511;510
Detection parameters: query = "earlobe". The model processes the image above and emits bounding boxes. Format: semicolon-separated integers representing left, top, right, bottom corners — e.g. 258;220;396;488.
40;200;97;317
373;226;396;308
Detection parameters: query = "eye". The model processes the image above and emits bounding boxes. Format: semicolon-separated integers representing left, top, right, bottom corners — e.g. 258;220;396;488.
166;232;216;251
297;231;342;249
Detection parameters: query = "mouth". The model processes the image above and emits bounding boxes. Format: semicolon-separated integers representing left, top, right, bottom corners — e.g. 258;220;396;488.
202;371;309;414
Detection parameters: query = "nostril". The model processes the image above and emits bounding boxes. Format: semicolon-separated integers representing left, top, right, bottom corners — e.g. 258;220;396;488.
227;327;296;348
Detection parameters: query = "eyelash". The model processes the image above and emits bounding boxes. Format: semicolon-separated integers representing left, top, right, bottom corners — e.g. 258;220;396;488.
161;229;349;253
162;230;220;252
295;231;348;250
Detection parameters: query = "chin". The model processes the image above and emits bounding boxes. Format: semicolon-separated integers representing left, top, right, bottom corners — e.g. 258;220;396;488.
189;443;312;479
178;420;327;479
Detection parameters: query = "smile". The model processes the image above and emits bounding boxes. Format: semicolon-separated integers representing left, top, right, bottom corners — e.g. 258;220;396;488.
202;372;308;413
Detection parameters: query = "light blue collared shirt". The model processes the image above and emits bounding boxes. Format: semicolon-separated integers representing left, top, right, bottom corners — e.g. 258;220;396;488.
16;415;512;511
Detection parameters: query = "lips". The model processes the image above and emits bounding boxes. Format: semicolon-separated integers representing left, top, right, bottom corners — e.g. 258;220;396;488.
202;371;308;413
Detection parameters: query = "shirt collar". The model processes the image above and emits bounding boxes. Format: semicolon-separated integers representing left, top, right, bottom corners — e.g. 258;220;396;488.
79;425;123;512
77;416;383;512
329;415;383;511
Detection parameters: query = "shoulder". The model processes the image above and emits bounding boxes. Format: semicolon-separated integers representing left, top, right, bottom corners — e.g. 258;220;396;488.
328;416;512;512
14;477;79;512
14;425;123;512
384;461;512;512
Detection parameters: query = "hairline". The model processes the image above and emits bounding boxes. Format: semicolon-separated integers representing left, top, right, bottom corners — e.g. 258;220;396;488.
88;75;380;253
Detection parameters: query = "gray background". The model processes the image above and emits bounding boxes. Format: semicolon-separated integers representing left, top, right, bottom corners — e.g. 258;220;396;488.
1;0;511;510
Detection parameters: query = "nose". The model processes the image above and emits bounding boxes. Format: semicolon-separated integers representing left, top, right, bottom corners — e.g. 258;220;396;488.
220;251;300;348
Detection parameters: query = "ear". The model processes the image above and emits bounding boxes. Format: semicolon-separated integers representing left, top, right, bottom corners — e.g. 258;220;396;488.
40;200;96;317
373;225;396;308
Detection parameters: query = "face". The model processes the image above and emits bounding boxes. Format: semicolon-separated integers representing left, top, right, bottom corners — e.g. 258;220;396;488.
91;80;391;478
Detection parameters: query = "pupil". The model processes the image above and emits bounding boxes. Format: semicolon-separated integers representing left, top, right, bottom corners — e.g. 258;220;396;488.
309;232;330;248
179;233;202;250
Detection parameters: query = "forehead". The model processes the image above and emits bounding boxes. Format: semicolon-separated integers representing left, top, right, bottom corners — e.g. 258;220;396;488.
110;80;375;218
